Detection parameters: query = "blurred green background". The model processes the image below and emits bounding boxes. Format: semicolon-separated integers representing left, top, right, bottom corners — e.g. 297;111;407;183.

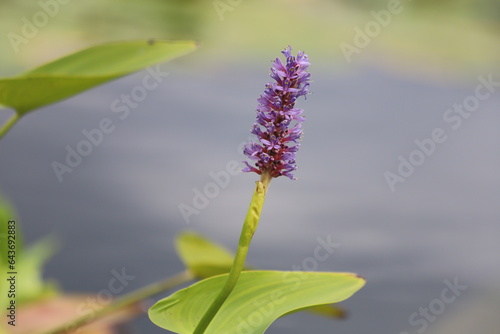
1;0;499;79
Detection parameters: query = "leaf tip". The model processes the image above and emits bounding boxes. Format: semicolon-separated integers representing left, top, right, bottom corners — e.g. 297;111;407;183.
355;274;366;280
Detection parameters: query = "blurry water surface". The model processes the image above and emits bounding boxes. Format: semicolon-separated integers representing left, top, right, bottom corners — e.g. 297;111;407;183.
0;54;499;333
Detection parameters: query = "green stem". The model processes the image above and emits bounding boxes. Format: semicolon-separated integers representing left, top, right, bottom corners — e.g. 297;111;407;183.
193;172;272;334
0;112;20;140
40;270;194;334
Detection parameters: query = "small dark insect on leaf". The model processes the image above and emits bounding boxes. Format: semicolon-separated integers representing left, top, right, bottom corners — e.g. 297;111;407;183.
148;39;156;45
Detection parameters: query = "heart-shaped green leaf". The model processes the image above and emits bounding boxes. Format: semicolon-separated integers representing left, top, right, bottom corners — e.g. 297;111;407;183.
149;270;365;334
0;40;197;114
175;231;347;320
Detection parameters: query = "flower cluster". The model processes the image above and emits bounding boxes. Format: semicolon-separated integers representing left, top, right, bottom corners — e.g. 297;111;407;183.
243;46;310;180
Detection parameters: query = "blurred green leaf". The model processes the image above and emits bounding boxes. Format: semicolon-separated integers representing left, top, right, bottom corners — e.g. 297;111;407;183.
0;197;59;313
175;231;240;279
0;40;197;114
149;270;365;334
16;236;60;305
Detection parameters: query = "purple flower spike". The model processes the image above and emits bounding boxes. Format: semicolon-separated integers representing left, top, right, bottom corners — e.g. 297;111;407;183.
243;46;310;180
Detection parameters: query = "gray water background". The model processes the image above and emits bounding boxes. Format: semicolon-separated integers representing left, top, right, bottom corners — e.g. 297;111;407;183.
0;55;499;333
